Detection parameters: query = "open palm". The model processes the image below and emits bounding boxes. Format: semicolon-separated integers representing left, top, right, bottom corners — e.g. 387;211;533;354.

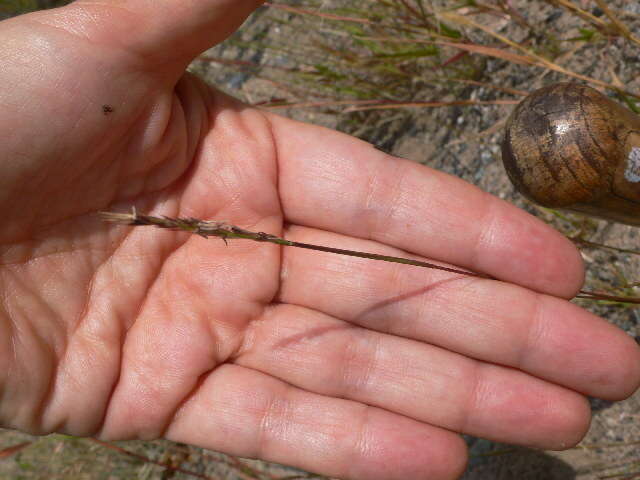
1;1;639;479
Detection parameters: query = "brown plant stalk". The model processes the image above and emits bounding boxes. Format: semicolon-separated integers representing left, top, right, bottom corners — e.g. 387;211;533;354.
100;209;640;305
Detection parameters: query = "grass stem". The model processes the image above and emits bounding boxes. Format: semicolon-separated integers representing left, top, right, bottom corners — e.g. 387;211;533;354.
100;209;640;304
99;208;489;278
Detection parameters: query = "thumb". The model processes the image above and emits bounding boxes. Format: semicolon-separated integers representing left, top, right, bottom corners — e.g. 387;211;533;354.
69;0;264;70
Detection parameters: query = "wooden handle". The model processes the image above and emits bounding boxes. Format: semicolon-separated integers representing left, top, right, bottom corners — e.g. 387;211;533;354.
502;82;640;225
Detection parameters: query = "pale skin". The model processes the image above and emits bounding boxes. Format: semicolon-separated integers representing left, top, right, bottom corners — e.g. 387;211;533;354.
0;1;639;479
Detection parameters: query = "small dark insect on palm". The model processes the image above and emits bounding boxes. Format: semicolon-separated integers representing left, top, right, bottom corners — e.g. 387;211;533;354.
102;105;114;115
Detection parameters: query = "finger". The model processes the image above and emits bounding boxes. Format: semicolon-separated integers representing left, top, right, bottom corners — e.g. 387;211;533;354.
233;304;591;450
162;364;468;480
277;226;640;401
62;0;264;70
267;113;584;298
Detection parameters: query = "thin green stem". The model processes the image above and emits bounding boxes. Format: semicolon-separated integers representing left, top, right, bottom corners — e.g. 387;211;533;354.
576;290;640;305
571;237;640;256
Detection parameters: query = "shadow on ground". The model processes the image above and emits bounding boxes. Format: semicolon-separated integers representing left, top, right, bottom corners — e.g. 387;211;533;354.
464;439;576;480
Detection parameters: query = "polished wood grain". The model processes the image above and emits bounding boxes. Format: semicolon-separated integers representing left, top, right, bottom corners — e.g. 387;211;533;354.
502;82;640;225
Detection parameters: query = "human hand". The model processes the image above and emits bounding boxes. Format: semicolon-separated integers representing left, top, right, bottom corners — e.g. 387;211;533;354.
0;2;638;479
